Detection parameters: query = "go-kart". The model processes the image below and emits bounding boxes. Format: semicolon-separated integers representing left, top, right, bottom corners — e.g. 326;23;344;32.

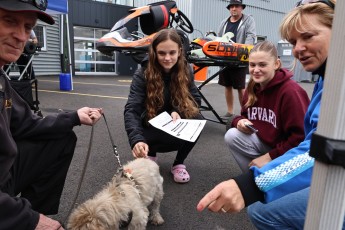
96;0;193;59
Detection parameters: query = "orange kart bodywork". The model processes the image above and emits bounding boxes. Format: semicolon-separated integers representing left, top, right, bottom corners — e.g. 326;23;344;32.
97;5;164;54
188;37;254;67
97;29;157;54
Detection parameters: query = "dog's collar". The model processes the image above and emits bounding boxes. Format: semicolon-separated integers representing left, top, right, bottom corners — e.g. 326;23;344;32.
114;168;142;197
122;169;141;196
122;168;135;181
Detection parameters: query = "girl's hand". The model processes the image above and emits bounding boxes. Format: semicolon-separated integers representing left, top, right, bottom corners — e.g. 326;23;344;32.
171;112;181;122
132;142;149;158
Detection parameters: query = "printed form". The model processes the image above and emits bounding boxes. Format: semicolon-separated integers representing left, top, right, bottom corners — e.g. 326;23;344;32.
149;111;206;142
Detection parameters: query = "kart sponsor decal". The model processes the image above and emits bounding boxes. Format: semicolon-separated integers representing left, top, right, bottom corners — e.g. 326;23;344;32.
202;41;253;61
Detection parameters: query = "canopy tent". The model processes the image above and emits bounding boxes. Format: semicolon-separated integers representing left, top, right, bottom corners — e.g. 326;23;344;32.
46;0;68;14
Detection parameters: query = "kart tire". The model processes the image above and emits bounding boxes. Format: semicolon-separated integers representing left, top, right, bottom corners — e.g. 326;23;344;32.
132;52;148;64
176;29;190;55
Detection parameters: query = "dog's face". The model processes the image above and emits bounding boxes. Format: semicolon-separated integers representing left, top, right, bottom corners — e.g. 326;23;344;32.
67;201;115;230
67;187;128;230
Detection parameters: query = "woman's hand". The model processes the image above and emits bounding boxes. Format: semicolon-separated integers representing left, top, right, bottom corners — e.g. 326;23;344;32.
171;111;181;122
132;142;149;158
249;153;272;168
197;179;245;214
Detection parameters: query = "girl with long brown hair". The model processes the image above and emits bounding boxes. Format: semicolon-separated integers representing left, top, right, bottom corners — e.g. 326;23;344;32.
124;28;202;183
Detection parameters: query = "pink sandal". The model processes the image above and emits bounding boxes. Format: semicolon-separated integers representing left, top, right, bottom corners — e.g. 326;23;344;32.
171;164;190;183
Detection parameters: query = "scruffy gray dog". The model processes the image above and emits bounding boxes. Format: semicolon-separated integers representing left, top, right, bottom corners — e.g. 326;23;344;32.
67;158;164;230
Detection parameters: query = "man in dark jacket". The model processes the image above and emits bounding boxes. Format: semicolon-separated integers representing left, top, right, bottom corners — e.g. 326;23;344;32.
0;1;103;229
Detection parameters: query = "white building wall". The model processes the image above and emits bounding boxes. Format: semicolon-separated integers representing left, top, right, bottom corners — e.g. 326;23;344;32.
33;15;62;75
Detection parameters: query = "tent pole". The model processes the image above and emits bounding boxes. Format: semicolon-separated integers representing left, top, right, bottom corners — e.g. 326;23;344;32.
304;1;345;229
66;13;73;90
60;14;64;72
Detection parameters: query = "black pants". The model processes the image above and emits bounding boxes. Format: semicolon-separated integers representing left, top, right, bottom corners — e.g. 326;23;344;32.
144;118;201;166
4;131;77;215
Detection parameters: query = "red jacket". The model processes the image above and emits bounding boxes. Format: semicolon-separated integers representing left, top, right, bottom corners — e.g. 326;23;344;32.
231;68;310;159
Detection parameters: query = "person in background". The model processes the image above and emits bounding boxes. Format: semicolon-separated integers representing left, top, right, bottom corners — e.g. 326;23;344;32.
17;30;38;79
124;28;202;184
197;0;337;229
0;1;103;229
225;41;309;172
217;0;256;121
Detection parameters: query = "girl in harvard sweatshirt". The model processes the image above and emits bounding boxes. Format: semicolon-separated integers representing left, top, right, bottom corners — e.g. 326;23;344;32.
225;41;310;172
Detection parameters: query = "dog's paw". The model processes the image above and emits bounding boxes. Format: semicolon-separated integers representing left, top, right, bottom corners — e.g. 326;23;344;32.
150;214;164;225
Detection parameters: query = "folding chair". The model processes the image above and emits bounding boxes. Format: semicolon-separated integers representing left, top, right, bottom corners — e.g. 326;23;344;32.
4;43;42;117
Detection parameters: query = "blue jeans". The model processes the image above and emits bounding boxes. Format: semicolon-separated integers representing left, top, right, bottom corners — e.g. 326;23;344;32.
248;187;345;230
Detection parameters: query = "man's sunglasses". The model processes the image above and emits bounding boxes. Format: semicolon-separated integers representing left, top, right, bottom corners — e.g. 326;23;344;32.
20;0;48;11
295;0;335;9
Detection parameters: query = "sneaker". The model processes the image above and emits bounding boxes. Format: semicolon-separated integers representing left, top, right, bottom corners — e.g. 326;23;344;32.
171;164;190;183
147;156;158;162
221;112;234;123
221;112;234;118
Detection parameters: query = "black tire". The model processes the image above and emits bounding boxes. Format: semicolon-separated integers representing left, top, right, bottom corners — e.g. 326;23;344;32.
176;29;191;55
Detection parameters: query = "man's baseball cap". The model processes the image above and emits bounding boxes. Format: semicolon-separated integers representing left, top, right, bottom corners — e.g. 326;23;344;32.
0;0;55;25
226;0;246;10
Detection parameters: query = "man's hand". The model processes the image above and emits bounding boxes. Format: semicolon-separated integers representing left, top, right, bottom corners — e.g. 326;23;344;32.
77;107;103;126
197;179;245;213
35;214;64;230
249;153;272;168
132;142;149;158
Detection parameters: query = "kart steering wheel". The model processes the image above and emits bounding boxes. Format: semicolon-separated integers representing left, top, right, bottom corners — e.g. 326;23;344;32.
172;10;194;33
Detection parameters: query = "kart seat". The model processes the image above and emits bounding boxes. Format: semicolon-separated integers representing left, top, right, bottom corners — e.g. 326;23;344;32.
117;27;134;41
140;4;170;35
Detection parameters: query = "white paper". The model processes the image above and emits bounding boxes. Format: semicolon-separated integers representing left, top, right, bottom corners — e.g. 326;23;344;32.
148;111;206;142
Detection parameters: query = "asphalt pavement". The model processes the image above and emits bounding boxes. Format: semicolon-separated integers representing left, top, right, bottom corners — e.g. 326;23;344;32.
34;75;315;230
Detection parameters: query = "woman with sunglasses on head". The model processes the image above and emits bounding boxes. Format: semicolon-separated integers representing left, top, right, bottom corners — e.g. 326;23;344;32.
197;0;337;229
124;28;202;184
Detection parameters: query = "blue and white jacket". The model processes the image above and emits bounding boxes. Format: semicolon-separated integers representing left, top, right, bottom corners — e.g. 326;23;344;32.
233;70;324;205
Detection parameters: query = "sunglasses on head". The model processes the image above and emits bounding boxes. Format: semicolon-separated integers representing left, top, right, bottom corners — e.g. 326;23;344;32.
20;0;48;11
295;0;335;9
